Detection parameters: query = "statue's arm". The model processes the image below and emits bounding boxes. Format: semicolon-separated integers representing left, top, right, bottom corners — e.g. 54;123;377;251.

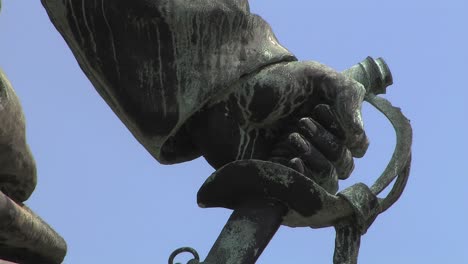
187;60;368;183
41;0;368;174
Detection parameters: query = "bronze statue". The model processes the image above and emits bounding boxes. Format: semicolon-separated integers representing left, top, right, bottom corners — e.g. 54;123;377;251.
0;1;412;263
41;0;368;169
0;68;36;203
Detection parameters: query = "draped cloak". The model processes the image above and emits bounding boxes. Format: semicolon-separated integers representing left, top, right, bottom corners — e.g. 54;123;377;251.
42;0;296;164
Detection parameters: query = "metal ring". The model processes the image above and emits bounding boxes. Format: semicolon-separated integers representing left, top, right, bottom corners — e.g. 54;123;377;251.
168;247;200;264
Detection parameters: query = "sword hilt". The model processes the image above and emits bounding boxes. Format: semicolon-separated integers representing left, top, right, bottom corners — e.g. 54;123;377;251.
342;56;393;95
170;56;412;264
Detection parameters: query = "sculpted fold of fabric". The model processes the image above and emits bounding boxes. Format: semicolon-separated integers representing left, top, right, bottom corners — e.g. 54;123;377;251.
0;69;37;202
42;0;296;164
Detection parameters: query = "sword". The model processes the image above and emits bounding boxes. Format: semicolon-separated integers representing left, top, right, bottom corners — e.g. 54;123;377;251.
169;57;412;264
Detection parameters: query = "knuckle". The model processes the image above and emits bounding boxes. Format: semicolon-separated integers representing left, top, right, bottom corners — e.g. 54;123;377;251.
334;148;355;180
349;132;369;158
288;133;309;153
318;162;336;180
352;81;366;95
289;157;305;174
298;117;313;126
314;103;331;113
298;117;317;135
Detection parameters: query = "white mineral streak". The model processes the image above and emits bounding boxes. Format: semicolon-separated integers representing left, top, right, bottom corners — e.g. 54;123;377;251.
282;193;354;228
233;85;256;160
233;62;313;160
44;0;296;163
268;35;277;46
249;129;259;159
155;26;167;116
171;4;205;131
256;63;307;125
67;1;84;45
259;163;293;188
219;219;257;264
166;2;281;148
99;0;120;77
80;0;97;54
236;127;249;160
0;71;10;112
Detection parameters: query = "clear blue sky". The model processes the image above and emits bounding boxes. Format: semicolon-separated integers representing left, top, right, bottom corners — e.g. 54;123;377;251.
1;1;467;263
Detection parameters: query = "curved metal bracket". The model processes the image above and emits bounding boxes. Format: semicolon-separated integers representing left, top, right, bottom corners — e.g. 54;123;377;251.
333;57;413;264
365;94;412;212
343;56;413;213
168;57;413;264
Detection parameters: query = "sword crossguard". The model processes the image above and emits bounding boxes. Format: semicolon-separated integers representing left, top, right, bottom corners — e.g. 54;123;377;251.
169;57;412;264
197;159;354;228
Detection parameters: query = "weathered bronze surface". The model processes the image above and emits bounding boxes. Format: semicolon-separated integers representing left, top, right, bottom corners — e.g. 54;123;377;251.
0;191;67;264
183;57;412;264
1;3;66;258
0;0;412;263
41;0;296;165
0;69;67;262
0;68;36;203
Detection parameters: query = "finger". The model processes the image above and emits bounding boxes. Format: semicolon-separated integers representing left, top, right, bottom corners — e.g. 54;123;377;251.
334;148;354;180
270;135;306;174
297;117;344;162
289;157;305;175
270;137;299;157
310;104;346;140
300;151;337;184
285;133;336;181
270;156;305;175
318;75;369;157
297;117;354;179
270;132;309;158
308;107;355;179
270;131;338;182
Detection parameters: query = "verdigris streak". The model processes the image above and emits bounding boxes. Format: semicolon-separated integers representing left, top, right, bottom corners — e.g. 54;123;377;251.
0;1;413;263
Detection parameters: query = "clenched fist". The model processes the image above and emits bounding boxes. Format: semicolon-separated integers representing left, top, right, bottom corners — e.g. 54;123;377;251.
189;61;369;190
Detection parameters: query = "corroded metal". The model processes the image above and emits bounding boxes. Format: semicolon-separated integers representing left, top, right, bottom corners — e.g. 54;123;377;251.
0;68;37;203
0;191;67;264
342;57;413;212
41;0;296;165
342;56;393;95
169;247;200;264
333;57;412;264
40;1;411;262
172;57;412;264
366;95;412;200
203;200;287;264
1;59;66;261
198;160;353;228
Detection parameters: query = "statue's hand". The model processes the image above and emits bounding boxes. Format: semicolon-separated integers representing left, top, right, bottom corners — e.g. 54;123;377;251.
267;62;370;182
293;61;369;158
187;61;368;174
271;104;354;181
